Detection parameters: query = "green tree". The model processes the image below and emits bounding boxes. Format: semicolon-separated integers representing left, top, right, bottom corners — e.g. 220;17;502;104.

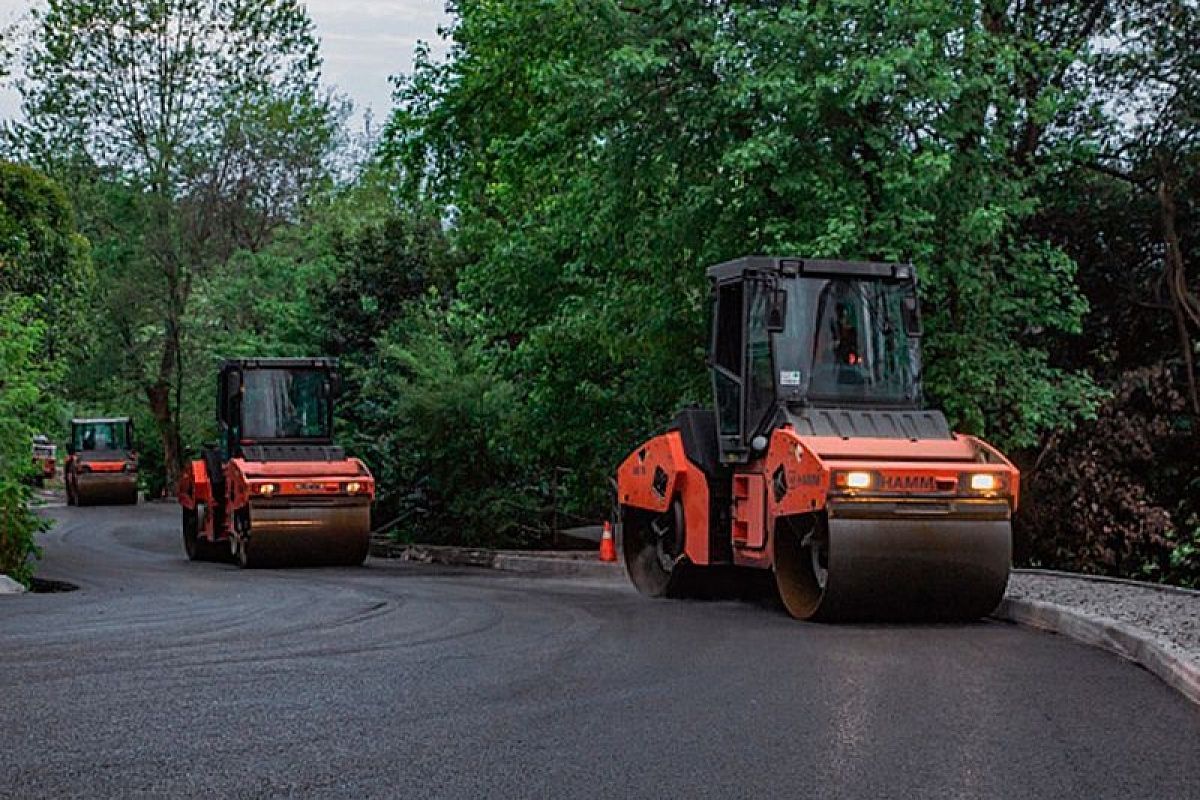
1014;0;1200;584
0;161;93;362
0;162;89;584
386;0;1102;518
9;0;336;484
0;298;53;585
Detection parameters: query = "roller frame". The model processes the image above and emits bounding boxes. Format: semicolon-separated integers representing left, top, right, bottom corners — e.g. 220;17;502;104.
616;426;1019;622
179;455;374;569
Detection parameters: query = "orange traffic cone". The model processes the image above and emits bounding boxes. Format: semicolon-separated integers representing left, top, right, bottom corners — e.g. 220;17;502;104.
599;521;617;562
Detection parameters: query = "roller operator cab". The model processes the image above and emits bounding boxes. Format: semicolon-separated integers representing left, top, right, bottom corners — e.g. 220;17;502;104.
178;358;375;568
616;257;1019;621
65;418;138;506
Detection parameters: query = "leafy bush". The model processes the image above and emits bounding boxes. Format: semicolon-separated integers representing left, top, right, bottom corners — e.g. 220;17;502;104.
1017;365;1200;586
0;298;53;585
343;300;545;547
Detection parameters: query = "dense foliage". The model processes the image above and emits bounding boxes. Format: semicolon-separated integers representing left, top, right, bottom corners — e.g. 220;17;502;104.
0;163;92;584
1;1;1196;582
9;0;338;489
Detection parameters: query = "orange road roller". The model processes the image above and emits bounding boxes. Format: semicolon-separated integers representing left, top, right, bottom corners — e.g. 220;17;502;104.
615;257;1018;621
178;358;375;568
31;435;57;486
65;418;139;505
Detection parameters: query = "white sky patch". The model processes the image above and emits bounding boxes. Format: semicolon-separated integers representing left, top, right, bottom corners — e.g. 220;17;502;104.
0;0;452;125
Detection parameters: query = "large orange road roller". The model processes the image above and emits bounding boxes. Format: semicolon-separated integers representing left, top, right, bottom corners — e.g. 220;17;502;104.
65;418;139;506
178;358;375;568
616;257;1019;621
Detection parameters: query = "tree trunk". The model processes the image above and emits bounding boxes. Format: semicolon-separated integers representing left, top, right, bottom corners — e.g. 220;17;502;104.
146;379;181;492
144;185;188;492
1157;174;1200;415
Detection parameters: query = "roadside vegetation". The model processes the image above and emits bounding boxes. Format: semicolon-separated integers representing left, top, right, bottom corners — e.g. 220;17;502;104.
0;1;1196;586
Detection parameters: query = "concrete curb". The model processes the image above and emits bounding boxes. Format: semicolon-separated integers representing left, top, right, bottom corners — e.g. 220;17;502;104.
993;597;1200;708
0;574;28;595
371;541;624;582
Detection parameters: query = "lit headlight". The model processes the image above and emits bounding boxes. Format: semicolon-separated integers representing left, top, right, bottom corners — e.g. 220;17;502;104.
846;471;872;489
345;481;362;494
970;474;997;492
257;483;279;496
835;470;873;490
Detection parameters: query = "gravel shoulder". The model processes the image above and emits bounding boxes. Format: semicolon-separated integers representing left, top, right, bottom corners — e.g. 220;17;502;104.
1007;571;1199;656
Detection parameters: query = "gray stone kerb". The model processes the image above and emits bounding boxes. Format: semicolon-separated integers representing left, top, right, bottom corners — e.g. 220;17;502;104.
370;541;1200;708
0;575;27;595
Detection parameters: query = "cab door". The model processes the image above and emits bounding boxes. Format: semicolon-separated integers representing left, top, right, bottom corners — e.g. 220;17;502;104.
711;280;745;462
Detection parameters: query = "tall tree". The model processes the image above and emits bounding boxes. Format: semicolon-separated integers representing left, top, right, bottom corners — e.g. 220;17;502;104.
9;0;335;482
386;0;1101;514
1090;0;1200;412
0;161;91;585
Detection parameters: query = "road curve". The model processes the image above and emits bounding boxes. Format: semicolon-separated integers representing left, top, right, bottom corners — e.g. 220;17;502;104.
2;503;1198;799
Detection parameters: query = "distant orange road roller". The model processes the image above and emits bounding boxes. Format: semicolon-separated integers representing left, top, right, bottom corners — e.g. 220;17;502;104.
178;358;375;568
615;257;1018;621
31;435;57;486
65;418;139;506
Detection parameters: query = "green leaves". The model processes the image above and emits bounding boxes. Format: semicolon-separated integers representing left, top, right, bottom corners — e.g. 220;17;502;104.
383;0;1101;521
0;294;59;586
9;0;337;482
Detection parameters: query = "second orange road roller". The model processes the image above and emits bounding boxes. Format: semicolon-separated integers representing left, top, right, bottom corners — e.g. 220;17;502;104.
615;257;1019;621
65;418;139;505
178;358;375;568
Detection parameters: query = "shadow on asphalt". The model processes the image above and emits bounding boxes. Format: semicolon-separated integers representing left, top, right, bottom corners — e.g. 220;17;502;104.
29;577;79;593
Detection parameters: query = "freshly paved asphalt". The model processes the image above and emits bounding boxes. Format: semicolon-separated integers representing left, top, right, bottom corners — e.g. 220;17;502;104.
2;503;1199;799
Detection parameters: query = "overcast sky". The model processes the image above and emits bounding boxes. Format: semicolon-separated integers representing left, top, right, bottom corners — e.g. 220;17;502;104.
0;0;452;125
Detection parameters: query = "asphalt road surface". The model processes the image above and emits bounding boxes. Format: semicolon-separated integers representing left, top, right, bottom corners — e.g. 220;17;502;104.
3;503;1199;799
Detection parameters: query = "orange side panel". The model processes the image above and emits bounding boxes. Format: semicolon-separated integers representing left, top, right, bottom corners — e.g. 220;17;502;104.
615;433;683;515
178;460;211;509
732;474;767;550
765;427;831;519
616;432;712;566
678;464;711;566
961;435;1022;511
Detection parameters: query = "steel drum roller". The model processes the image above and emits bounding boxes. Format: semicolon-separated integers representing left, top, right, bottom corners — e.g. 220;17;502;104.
240;498;371;567
75;474;138;506
775;504;1012;622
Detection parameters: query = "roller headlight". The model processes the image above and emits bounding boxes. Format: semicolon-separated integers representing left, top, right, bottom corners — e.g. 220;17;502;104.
969;474;997;492
257;483;279;496
835;470;874;490
345;481;362;494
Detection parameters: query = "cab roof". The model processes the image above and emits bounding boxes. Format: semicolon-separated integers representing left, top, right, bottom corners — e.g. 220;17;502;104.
71;417;131;425
706;256;915;283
